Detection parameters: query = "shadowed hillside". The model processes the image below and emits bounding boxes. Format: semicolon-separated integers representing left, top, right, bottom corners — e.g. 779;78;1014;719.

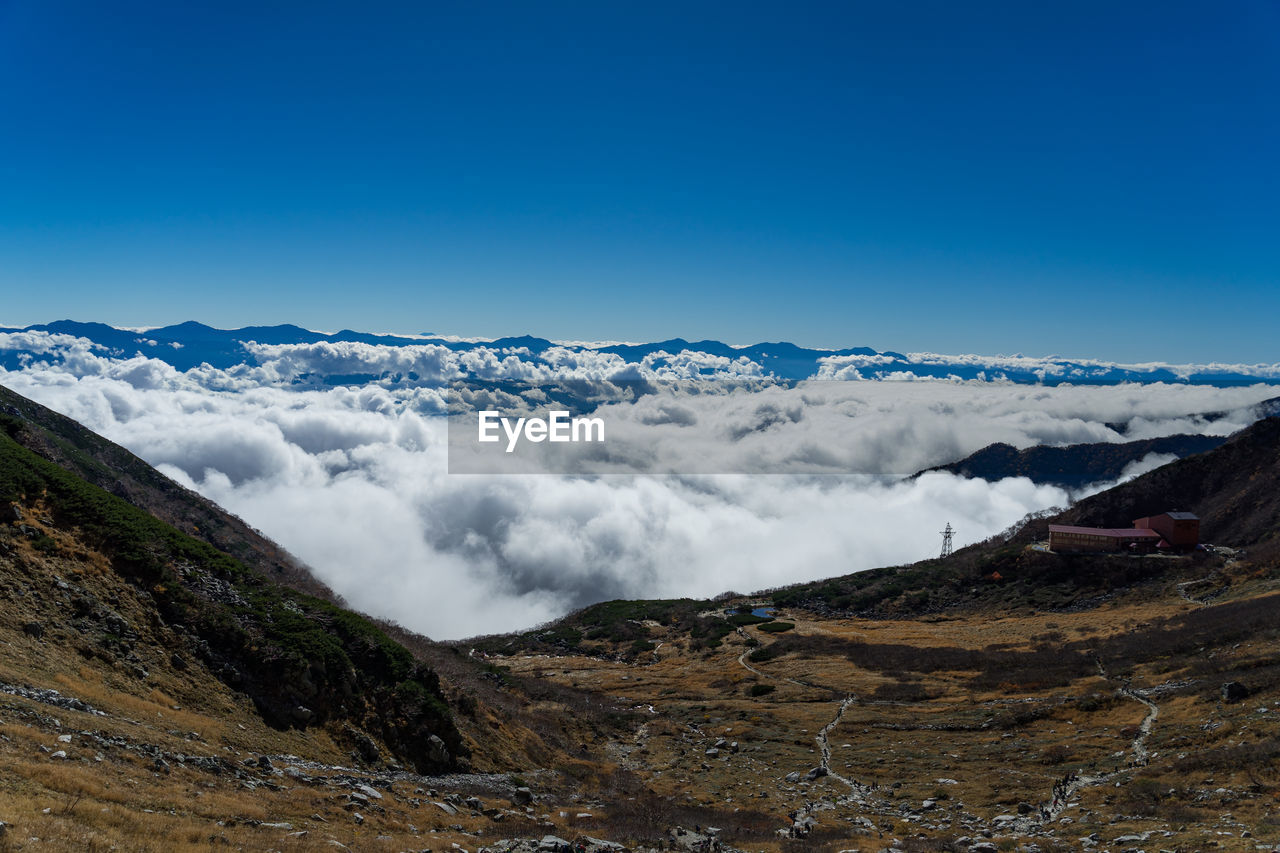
914;433;1227;489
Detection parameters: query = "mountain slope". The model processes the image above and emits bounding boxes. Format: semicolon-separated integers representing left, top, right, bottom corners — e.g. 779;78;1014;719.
914;433;1228;489
765;414;1280;618
0;407;464;773
0;383;335;602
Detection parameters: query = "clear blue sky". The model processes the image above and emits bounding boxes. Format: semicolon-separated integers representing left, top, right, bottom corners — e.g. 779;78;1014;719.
1;1;1276;362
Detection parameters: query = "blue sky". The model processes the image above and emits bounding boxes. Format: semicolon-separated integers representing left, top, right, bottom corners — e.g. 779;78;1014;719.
1;1;1276;362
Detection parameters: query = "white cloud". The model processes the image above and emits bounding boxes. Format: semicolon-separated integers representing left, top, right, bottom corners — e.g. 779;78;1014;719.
2;336;1276;639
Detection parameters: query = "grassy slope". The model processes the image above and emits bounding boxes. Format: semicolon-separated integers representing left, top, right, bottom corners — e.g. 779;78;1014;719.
0;412;463;773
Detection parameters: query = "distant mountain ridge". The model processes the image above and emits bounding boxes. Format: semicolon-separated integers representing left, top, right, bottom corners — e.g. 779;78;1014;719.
3;319;1279;385
914;433;1231;489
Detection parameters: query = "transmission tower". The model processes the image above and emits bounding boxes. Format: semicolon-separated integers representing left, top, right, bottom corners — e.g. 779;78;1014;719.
939;523;955;558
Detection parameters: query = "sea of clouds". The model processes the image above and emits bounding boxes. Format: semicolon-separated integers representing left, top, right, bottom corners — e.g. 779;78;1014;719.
2;330;1277;639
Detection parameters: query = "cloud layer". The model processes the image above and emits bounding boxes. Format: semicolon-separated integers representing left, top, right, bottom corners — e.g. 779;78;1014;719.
2;330;1277;639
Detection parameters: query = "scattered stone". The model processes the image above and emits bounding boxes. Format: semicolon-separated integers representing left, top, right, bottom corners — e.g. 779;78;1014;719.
511;787;534;806
434;801;458;816
356;784;383;801
352;812;364;825
538;835;571;852
50;750;67;760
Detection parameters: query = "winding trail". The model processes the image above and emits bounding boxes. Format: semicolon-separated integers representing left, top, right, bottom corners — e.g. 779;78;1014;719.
814;696;858;789
733;628;866;794
734;628;817;690
1036;665;1162;826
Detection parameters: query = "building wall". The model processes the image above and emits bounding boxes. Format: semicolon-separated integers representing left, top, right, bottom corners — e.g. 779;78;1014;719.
1049;530;1121;553
1135;514;1200;548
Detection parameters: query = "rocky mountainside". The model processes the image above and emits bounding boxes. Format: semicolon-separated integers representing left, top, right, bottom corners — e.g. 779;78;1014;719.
913;433;1228;489
765;414;1280;619
0;384;335;603
0;400;465;775
2;382;1278;851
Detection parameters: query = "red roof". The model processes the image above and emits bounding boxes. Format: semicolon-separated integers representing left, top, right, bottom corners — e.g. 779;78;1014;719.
1049;525;1162;539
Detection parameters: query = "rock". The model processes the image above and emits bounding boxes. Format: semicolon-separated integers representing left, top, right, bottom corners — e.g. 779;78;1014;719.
803;766;827;781
433;801;458;816
427;733;450;764
11;504;23;521
538;835;571;852
969;844;998;853
465;796;482;810
50;750;67;760
921;799;937;810
257;755;273;770
1221;682;1250;703
57;735;72;744
1017;801;1033;814
511;787;534;806
352;812;364;825
784;771;803;783
22;622;44;640
350;729;380;763
356;784;383;800
291;705;313;724
153;758;170;773
704;747;720;758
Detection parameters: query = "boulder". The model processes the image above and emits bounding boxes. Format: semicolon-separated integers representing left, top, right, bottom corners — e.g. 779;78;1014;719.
1222;682;1250;703
427;733;450;764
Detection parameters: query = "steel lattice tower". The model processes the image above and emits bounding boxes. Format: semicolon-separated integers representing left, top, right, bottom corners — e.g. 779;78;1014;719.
940;523;954;558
